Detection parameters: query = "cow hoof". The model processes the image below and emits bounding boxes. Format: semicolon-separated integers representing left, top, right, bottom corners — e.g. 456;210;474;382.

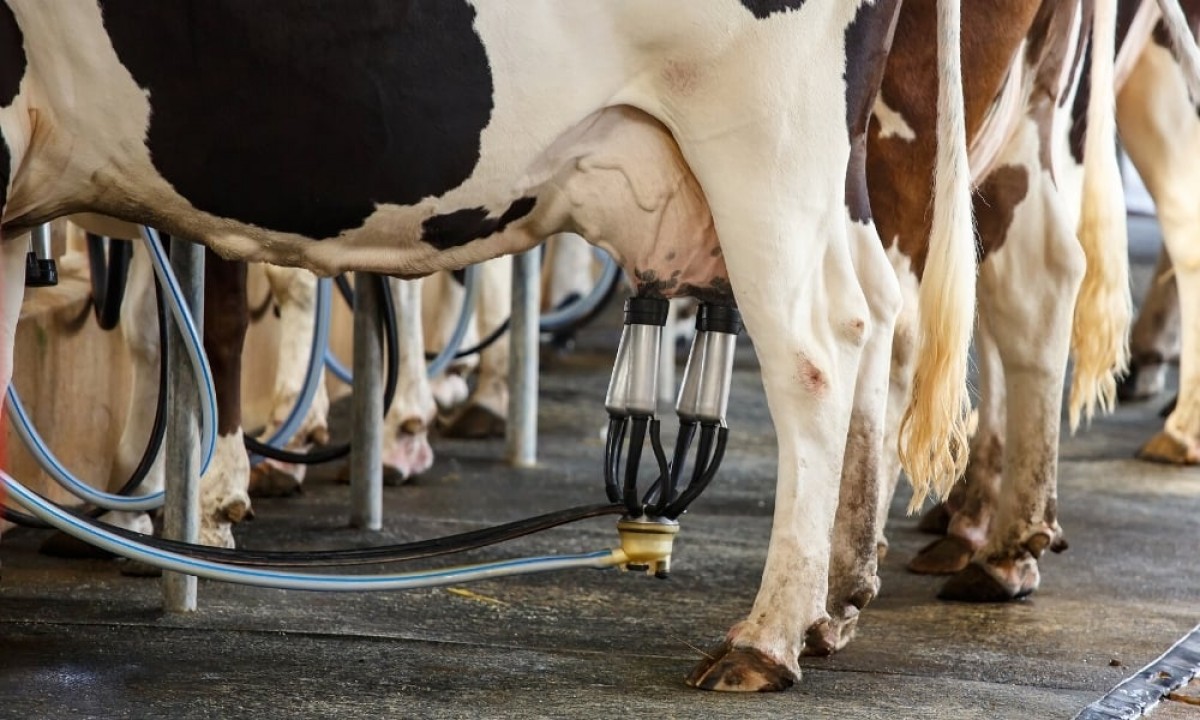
938;561;1036;603
430;373;470;412
200;522;237;549
440;403;506;439
219;498;254;524
39;532;115;560
686;641;797;692
117;558;163;578
249;464;303;498
908;536;973;575
383;465;417;487
1137;431;1200;465
916;503;951;535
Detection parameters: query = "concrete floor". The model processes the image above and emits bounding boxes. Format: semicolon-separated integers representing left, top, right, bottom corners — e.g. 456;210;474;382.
1;217;1198;719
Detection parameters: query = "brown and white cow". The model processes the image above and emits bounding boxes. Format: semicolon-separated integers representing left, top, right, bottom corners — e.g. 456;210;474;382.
800;0;1133;655
870;0;1200;620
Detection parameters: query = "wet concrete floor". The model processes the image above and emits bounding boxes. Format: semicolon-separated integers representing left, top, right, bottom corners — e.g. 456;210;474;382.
0;216;1197;719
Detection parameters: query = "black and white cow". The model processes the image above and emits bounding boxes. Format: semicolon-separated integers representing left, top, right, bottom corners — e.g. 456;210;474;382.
0;1;976;690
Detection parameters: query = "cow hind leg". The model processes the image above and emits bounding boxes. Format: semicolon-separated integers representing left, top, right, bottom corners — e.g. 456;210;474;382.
1118;42;1200;464
669;120;868;690
199;253;253;548
442;256;511;439
804;218;901;657
250;265;331;498
103;244;165;533
909;315;1005;575
40;242;164;559
940;153;1083;602
875;253;918;555
1120;246;1178;402
687;221;868;690
423;272;474;413
380;277;436;481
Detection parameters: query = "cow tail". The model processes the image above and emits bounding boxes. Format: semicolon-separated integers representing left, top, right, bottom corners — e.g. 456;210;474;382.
1154;0;1200;103
898;0;976;511
1068;0;1131;432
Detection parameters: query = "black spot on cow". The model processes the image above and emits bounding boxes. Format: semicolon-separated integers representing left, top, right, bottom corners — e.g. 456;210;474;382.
98;1;494;240
421;196;536;250
739;0;806;20
842;0;901;224
0;2;25;108
631;269;677;298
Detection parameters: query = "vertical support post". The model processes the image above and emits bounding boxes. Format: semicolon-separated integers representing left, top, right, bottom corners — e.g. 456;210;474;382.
350;272;383;530
506;250;540;467
162;235;203;612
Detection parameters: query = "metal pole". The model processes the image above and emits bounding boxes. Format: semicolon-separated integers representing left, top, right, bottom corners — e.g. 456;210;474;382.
506;250;539;467
30;224;51;259
658;299;678;407
350;272;383;530
162;236;203;612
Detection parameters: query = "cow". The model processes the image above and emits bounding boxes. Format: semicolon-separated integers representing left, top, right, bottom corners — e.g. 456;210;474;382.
1;0;977;691
40;229;591;550
887;0;1200;613
1115;0;1200;465
34;223;449;548
39;221;258;549
798;0;1134;656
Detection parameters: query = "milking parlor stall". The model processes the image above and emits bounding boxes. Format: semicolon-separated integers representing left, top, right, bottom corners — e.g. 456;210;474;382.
2;2;1200;718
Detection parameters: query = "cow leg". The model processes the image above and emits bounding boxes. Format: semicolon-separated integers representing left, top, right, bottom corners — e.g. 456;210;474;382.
687;225;867;689
909;313;1004;575
679;147;868;691
98;245;164;535
940;141;1084;601
250;265;331;497
380;277;436;481
1118;42;1200;464
543;232;594;309
1121;246;1179;402
805;218;901;657
442;256;511;439
199;252;253;547
422;272;473;412
874;251;919;554
38;241;168;559
542;232;595;351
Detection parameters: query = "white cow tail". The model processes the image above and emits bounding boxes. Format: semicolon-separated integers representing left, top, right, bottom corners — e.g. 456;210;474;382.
898;0;976;511
1154;0;1200;103
1069;0;1131;431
